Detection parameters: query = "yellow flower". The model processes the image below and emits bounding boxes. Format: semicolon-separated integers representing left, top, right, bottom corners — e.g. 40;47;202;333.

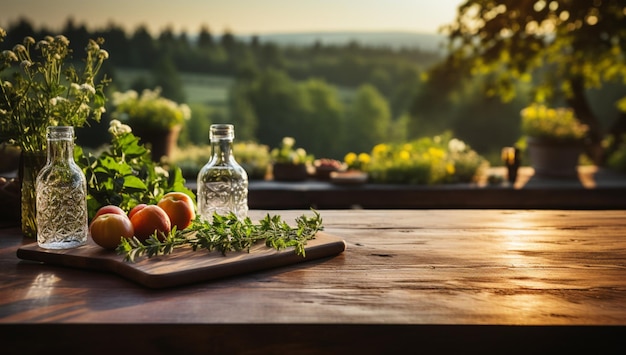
344;152;357;166
357;153;370;164
428;147;445;159
446;162;455;175
399;150;411;161
372;143;389;156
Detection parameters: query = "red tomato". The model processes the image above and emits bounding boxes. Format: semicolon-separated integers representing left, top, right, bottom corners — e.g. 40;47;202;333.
89;213;135;250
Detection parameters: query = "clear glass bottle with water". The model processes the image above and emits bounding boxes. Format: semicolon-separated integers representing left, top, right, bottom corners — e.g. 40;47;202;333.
197;124;248;221
35;126;88;249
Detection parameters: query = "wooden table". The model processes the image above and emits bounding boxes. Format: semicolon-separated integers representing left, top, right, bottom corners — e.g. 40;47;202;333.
1;209;625;353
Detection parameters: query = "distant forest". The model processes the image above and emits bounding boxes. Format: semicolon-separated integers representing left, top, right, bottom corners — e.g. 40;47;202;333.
1;17;554;161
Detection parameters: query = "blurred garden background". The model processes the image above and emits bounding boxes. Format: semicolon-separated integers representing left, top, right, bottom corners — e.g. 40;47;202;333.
2;1;626;184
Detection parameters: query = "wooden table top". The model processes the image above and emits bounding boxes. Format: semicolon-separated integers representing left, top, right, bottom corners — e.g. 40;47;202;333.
2;209;625;353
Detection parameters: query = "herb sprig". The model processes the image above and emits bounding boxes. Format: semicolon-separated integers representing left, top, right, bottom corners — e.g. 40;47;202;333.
116;210;323;263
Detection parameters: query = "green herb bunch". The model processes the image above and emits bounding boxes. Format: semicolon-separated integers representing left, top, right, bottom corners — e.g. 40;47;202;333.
117;210;323;263
74;119;194;219
0;28;109;153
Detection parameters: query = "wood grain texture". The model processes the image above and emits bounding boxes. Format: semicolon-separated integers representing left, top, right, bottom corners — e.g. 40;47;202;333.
1;209;625;353
15;232;346;288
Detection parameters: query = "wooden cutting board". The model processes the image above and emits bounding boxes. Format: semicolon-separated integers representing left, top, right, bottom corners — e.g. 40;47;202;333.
16;231;346;288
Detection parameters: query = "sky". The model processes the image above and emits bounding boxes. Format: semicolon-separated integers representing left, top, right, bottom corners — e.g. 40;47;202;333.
1;0;462;35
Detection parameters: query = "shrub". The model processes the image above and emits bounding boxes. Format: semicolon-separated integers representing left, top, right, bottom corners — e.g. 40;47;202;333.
367;134;487;184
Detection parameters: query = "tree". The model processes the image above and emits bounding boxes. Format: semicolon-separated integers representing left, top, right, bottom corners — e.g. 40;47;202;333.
197;25;215;49
152;55;186;103
229;83;258;142
244;69;307;148
442;0;626;163
299;79;345;158
129;25;157;68
345;84;392;153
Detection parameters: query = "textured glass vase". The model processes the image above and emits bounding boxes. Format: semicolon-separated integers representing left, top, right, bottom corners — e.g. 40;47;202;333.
35;126;88;249
197;124;248;221
19;150;47;238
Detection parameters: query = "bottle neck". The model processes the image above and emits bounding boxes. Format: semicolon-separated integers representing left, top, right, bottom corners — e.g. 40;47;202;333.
46;127;75;164
47;138;74;164
211;138;234;163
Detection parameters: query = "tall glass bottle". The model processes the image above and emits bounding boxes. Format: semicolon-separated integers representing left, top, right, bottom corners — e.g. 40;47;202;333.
197;124;248;221
35;126;88;249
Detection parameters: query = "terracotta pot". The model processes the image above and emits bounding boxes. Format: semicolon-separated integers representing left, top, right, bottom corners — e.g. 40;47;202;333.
272;163;308;181
527;137;582;178
132;125;181;161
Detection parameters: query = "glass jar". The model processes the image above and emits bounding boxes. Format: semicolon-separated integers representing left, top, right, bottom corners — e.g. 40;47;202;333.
35;126;88;249
197;124;248;221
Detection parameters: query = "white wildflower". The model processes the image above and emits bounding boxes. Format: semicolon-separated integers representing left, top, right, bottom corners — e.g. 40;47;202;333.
98;49;109;60
12;44;26;53
110;119;122;128
78;103;90;113
448;138;467;153
86;39;99;51
154;166;169;178
283;137;295;148
35;40;49;49
180;104;192;120
111;90;138;106
118;123;132;134
108;119;133;135
2;50;18;62
49;97;67;106
23;36;35;46
54;35;69;46
20;60;32;70
80;83;96;95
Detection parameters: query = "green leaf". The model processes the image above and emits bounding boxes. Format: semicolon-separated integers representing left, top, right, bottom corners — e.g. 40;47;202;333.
123;175;147;192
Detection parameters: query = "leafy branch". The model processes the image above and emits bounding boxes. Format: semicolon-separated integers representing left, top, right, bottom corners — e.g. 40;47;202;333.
116;210;323;263
75;120;194;220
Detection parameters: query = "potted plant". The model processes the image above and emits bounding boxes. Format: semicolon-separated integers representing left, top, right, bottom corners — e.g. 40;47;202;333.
0;29;110;236
520;103;588;178
270;137;313;181
111;88;191;161
329;152;369;185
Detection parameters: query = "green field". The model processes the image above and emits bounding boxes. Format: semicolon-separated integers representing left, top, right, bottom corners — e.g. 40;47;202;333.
113;67;356;108
114;68;234;107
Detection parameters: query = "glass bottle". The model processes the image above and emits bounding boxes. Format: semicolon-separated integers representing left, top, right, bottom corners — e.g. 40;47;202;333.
35;126;88;249
197;124;248;221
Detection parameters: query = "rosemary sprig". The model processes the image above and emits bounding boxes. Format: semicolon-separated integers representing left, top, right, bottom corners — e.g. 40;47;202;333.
116;210;323;263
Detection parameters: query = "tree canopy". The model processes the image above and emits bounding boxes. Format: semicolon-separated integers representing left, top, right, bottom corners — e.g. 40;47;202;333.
442;0;626;163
